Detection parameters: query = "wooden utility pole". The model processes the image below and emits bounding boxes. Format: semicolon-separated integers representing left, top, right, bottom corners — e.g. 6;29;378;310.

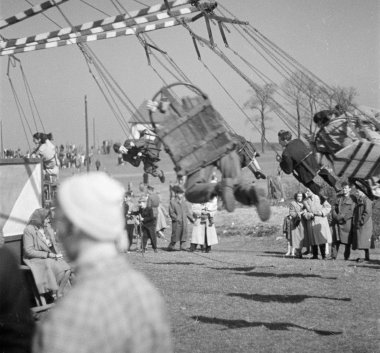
92;117;96;152
85;96;90;173
0;120;3;158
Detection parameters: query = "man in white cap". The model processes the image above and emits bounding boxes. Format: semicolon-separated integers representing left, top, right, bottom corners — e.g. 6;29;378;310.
33;172;173;353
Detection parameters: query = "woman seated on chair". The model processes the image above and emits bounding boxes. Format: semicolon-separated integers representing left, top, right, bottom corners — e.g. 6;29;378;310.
23;208;71;301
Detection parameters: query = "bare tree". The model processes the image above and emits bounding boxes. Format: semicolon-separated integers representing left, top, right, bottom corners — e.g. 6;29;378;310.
303;78;320;133
244;83;276;153
283;71;321;135
318;85;358;112
282;71;306;138
332;86;358;111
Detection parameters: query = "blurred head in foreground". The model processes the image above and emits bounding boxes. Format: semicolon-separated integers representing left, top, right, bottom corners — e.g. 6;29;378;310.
55;172;125;261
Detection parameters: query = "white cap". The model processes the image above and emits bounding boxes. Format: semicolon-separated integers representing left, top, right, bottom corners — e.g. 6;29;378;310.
58;172;125;242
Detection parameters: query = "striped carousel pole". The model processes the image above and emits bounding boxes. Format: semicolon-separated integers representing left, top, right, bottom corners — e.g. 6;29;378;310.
0;17;194;56
0;0;191;49
0;0;69;30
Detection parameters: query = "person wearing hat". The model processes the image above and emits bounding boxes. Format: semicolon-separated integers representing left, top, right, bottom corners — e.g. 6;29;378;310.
138;196;158;253
168;185;194;251
33;172;173;353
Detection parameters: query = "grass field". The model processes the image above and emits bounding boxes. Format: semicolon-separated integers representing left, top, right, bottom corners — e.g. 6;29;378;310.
58;151;380;353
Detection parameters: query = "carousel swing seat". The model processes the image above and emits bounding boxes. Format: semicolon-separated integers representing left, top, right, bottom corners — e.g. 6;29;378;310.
150;82;236;177
333;139;380;180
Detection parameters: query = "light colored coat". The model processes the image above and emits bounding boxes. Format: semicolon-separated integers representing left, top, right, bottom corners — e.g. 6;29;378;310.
289;200;308;248
191;199;218;246
303;194;332;245
23;224;70;294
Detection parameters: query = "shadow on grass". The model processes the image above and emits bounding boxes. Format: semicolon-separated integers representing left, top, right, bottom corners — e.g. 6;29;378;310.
348;264;380;270
209;266;275;272
240;272;337;279
256;254;287;258
227;293;351;303
191;316;342;335
263;251;286;255
215;249;260;254
153;262;205;266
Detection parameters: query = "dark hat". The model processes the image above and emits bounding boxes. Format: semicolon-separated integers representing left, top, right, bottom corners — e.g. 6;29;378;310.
172;185;185;194
113;143;121;153
147;185;155;191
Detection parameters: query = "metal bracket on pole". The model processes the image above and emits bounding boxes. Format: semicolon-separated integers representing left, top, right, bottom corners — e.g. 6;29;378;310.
144;44;151;66
204;15;214;47
218;21;228;47
192;36;201;60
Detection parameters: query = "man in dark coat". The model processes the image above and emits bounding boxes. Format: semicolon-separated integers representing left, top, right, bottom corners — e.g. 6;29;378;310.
352;189;373;261
138;196;158;253
278;130;338;197
168;186;194;251
331;181;357;260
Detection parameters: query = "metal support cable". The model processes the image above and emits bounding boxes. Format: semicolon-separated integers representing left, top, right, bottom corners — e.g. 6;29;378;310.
82;53;130;134
79;0;109;16
54;1;146;126
8;78;33;151
200;60;282;157
20;65;46;132
23;0;64;29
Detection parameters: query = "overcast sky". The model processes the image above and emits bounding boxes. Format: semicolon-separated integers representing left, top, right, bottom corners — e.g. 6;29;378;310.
0;0;379;151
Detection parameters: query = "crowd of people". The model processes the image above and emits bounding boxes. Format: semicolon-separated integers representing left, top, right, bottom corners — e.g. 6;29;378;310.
283;181;375;261
1;96;378;352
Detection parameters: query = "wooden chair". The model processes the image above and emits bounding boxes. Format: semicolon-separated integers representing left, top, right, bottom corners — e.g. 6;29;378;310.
19;265;54;315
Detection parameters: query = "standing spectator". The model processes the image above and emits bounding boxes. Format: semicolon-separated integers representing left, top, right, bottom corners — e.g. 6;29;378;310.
282;215;294;256
123;192;138;252
331;181;356;260
95;159;101;171
168;186;194;251
303;188;332;259
190;197;218;253
288;192;307;258
156;202;169;240
139;196;158;253
32;132;59;180
0;247;35;353
33;172;172;353
147;185;160;217
352;189;373;262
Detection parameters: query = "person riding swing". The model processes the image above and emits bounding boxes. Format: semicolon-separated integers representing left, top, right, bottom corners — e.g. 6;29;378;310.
113;131;165;184
148;82;271;221
278;130;339;200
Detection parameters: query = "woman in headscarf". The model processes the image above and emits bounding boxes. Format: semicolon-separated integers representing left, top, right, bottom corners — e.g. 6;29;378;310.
288;192;308;258
32;132;59;179
23;208;71;300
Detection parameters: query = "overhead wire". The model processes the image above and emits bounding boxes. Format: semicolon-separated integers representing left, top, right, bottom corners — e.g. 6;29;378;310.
7;73;33;151
20;64;46;133
51;0;144;134
163;4;295;148
215;5;319;135
23;0;64;29
218;3;336;113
